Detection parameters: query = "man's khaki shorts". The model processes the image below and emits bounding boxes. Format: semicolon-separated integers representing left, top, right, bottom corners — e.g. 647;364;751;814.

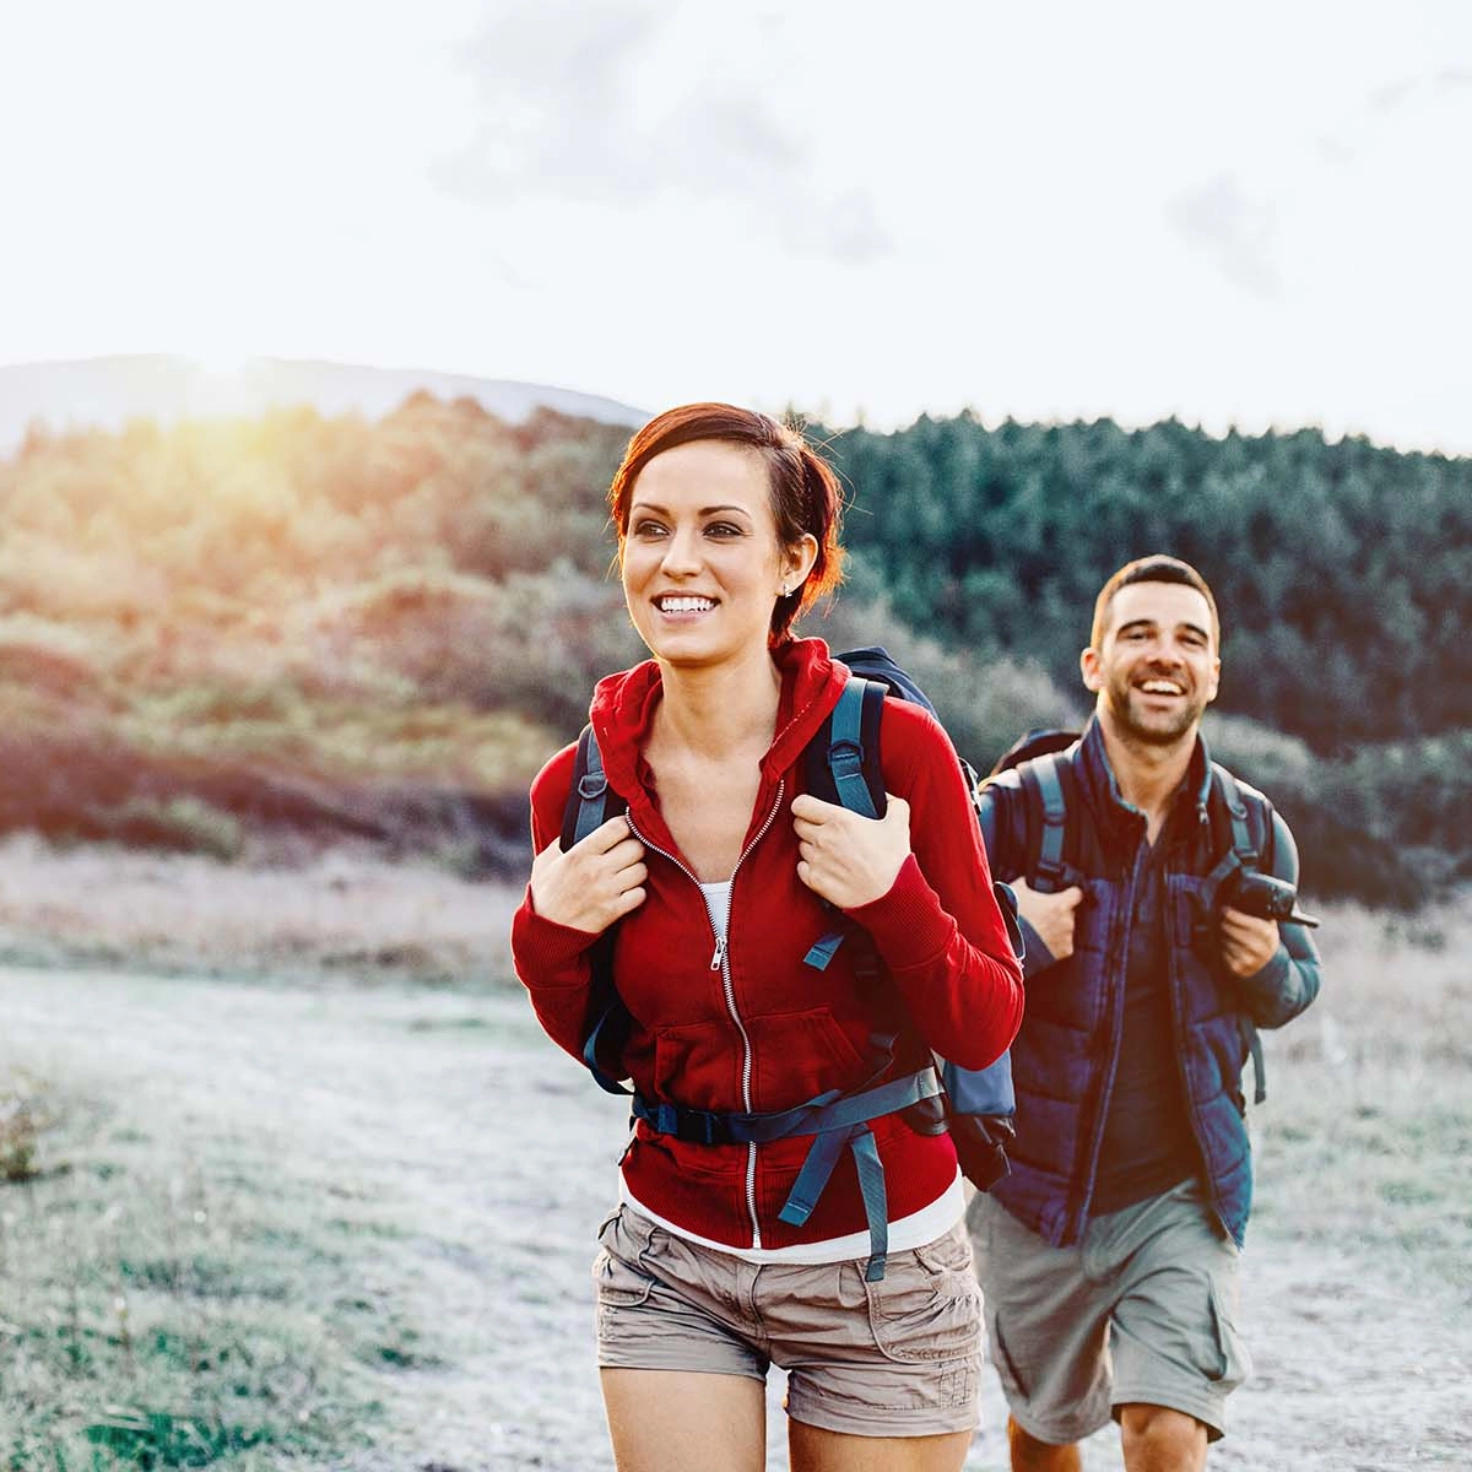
593;1206;983;1438
968;1179;1250;1445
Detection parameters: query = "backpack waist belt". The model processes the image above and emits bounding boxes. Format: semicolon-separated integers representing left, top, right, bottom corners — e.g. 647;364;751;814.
630;1065;942;1282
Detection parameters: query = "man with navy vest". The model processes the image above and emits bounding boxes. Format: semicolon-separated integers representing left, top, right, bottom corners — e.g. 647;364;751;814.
969;555;1322;1471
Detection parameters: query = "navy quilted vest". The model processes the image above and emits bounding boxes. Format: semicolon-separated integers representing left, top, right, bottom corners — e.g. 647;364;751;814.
992;726;1265;1248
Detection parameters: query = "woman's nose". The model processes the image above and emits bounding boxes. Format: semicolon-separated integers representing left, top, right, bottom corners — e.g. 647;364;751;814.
660;527;703;573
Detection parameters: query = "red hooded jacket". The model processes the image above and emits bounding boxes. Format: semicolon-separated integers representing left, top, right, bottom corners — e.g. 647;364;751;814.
511;638;1024;1249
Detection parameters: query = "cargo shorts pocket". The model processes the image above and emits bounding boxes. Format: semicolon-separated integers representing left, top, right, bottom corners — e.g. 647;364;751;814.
987;1313;1031;1400
592;1208;659;1310
1203;1279;1251;1391
863;1230;983;1364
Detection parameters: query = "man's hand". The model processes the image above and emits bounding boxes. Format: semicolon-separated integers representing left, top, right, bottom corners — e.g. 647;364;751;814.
1009;876;1085;961
1219;906;1280;978
529;815;647;934
791;792;911;910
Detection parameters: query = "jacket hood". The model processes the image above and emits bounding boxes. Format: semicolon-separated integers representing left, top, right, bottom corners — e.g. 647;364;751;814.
586;637;849;849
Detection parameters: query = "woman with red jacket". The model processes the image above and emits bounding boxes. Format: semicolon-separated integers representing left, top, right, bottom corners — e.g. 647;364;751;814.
511;404;1023;1471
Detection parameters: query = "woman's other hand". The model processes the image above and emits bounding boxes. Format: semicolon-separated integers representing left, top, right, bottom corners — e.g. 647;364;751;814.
529;816;648;933
791;792;911;910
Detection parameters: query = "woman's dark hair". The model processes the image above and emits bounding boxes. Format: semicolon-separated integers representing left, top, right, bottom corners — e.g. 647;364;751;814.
608;403;844;643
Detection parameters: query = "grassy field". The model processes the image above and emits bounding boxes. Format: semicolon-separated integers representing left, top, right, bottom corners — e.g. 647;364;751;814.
1;848;1469;1470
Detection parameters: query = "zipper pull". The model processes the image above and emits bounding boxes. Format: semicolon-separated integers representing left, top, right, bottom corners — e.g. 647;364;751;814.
710;934;728;971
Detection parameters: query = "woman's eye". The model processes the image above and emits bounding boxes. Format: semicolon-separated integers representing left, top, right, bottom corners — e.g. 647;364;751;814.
632;519;667;538
705;522;741;538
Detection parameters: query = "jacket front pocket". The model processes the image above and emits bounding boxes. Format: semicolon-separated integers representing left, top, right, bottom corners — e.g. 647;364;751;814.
742;1005;871;1106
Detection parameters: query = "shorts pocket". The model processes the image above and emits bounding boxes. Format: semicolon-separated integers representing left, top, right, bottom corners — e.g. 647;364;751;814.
912;1223;975;1277
988;1313;1031;1400
863;1235;982;1364
591;1208;661;1310
592;1244;656;1309
1205;1279;1251;1390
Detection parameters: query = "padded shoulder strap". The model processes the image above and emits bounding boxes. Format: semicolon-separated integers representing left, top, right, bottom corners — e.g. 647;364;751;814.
561;724;625;851
1209;763;1259;867
827;679;878;818
808;677;888;818
1021;750;1070;888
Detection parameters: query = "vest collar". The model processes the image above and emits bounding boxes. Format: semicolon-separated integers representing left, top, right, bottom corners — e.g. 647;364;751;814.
1077;715;1213;837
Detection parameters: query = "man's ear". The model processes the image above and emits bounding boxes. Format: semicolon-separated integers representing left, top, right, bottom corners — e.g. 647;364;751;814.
1204;656;1221;705
1080;645;1103;693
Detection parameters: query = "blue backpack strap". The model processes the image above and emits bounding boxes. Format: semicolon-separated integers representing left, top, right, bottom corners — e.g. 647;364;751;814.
562;724;616;851
1211;763;1259;867
803;677;887;970
558;724;634;1096
634;1065;942;1282
1020;750;1071;891
1204;764;1269;1106
826;676;884;819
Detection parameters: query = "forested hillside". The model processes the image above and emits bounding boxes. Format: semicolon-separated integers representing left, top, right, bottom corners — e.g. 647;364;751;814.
0;397;1465;906
821;413;1470;751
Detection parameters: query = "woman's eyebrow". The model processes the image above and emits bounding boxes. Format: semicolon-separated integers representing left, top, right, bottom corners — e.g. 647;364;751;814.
629;501;752;518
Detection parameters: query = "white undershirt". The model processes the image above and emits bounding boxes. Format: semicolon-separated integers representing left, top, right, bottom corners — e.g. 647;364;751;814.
619;879;964;1264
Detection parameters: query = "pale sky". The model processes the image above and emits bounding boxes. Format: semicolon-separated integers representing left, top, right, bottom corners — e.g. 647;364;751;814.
3;0;1470;453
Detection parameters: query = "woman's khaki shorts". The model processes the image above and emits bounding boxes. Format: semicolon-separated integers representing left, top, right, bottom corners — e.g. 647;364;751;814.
593;1206;983;1438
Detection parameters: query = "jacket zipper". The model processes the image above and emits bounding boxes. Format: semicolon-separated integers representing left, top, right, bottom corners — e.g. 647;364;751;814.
626;779;786;1248
1074;838;1144;1240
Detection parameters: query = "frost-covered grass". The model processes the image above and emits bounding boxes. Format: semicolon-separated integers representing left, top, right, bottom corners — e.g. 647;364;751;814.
0;1065;411;1470
0;962;575;1471
1252;900;1472;1297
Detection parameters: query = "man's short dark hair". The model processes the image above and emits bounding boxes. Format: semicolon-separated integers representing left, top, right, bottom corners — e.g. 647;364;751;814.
1090;555;1220;651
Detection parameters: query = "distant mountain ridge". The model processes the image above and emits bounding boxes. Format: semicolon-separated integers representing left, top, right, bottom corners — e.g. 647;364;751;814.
0;355;647;451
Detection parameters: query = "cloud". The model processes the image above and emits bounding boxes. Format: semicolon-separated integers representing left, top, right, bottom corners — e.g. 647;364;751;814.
1172;66;1472;298
1164;172;1282;299
433;0;890;263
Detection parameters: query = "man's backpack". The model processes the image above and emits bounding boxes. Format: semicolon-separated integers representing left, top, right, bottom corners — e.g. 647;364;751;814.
559;646;1023;1209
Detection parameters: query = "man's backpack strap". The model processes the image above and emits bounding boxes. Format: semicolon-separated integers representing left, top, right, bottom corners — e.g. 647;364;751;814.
1210;763;1260;868
1020;750;1072;891
1205;763;1269;1106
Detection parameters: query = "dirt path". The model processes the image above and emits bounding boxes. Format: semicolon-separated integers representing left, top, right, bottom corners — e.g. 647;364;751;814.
3;965;1467;1470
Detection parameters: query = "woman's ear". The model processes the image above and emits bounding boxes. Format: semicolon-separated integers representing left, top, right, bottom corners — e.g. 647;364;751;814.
784;533;820;591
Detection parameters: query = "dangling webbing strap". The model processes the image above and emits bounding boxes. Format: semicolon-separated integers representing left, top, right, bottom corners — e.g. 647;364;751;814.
632;1066;942;1281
